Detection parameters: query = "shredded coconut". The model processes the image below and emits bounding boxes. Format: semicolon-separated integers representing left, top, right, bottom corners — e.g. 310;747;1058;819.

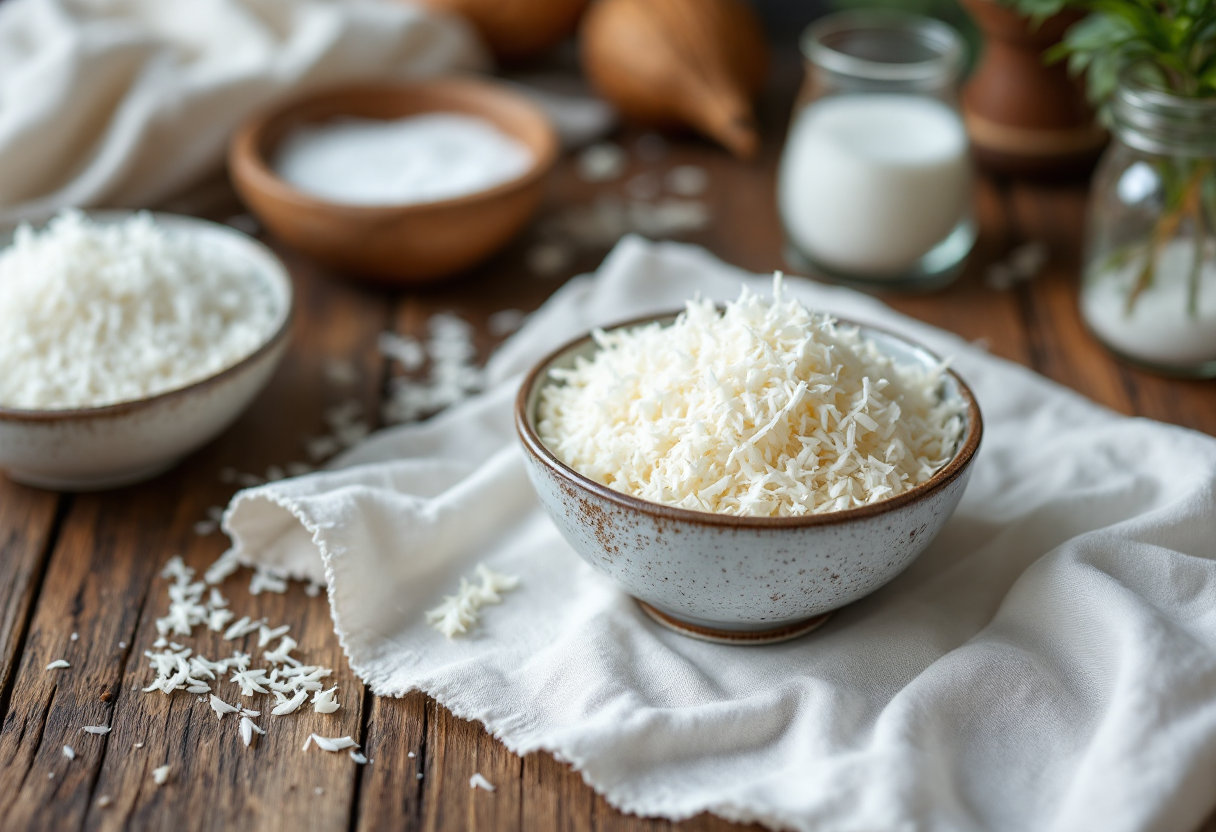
312;686;340;714
81;725;111;735
46;659;70;670
470;773;496;792
239;716;265;747
382;313;484;424
209;695;239;719
0;210;280;409
350;751;368;764
537;276;963;516
425;564;520;638
152;764;170;785
271;689;308;716
62;745;75;760
302;734;358;752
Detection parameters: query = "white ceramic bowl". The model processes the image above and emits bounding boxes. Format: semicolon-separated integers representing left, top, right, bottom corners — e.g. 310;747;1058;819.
0;212;293;491
516;313;983;644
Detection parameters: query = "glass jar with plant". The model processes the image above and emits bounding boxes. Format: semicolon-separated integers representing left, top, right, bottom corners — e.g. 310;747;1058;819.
1009;0;1216;375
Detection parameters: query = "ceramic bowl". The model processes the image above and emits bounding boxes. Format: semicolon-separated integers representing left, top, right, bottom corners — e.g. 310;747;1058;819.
516;313;983;644
0;212;293;491
229;77;559;285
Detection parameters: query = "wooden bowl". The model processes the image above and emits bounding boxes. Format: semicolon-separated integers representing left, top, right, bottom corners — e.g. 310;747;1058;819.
229;77;558;284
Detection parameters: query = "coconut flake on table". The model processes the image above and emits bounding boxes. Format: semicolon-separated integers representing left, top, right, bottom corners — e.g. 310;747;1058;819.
0;211;280;410
274;114;533;207
46;659;70;670
538;275;964;517
469;773;496;792
577;142;627;182
425;564;520;638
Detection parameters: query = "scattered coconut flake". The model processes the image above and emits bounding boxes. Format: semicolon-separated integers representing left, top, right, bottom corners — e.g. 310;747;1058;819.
186;684;211;694
323;357;358;386
470;773;496;792
82;725;111;735
209;694;239;720
665;164;709;197
62;745;76;760
239;716;265;747
304;582;322;597
70;632;78;642
205;550;241;585
271;689;308;716
577;142;626;182
315;787;324;795
152;764;170;785
223;616;261;641
416;772;424;780
208;608;235;632
303;734;358;752
383;313;484;425
424;564;520;638
305;434;342;462
312;686;340;714
97;796;113;808
258;624;290;648
193;519;219;536
487;309;527;337
350;751;368;764
118;641;127;649
408;751;416;759
133;742;144;749
230;668;271;696
249;569;287;596
378;332;425;372
985;240;1048;291
46;659;70;670
526;242;572;277
264;636;301;667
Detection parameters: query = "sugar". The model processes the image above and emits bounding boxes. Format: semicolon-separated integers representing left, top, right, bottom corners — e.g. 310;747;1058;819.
275;114;533;207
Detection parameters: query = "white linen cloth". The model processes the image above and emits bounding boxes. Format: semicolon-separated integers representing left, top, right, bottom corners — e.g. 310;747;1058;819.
0;0;484;224
226;237;1216;832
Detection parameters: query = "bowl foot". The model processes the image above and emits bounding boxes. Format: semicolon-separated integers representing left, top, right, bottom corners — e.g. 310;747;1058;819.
5;458;179;491
635;600;833;646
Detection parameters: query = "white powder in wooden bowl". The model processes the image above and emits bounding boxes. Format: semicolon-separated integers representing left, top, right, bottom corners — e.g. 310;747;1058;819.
274;113;533;206
537;277;964;517
0;211;280;410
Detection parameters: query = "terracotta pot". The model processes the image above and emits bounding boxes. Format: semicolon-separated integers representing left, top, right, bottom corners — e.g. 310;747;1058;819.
960;0;1105;177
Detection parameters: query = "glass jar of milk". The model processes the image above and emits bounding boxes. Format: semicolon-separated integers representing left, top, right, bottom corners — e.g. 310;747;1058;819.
1079;75;1216;377
778;12;974;290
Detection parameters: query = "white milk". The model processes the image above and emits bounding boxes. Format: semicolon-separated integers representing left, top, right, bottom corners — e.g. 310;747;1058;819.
275;113;533;206
778;94;971;277
1081;239;1216;366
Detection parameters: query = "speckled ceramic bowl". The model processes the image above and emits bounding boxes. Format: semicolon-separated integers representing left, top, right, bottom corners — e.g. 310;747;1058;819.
516;313;983;644
0;212;293;491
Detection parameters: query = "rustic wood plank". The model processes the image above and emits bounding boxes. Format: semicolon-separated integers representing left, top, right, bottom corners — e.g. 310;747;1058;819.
354;691;428;831
0;482;60;724
419;702;523;832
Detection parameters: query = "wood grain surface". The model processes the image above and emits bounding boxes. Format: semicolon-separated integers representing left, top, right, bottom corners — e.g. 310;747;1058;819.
1;86;1215;832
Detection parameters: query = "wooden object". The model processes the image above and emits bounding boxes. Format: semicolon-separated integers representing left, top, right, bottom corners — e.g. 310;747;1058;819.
580;0;768;159
2;123;1216;832
415;0;587;61
229;78;559;285
960;0;1105;177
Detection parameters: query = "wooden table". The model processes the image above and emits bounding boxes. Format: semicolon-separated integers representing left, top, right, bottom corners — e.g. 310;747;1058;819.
2;94;1215;832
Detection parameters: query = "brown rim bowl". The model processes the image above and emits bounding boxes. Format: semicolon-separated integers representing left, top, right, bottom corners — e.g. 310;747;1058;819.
514;311;984;642
0;212;294;491
229;76;559;286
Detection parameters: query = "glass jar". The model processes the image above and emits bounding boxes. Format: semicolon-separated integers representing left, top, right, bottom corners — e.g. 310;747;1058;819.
1079;75;1216;377
778;11;974;291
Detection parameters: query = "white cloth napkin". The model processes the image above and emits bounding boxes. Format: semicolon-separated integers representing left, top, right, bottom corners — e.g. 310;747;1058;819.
226;237;1216;832
0;0;484;224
